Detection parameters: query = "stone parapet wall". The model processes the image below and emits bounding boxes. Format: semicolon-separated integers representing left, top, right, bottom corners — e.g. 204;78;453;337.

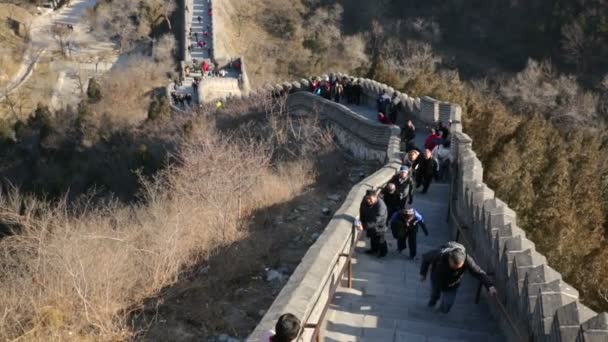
246;160;401;341
449;114;608;341
181;0;191;62
286;92;400;163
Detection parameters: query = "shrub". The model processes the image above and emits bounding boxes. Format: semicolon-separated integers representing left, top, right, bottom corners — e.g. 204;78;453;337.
87;77;103;104
147;95;170;121
0;95;331;340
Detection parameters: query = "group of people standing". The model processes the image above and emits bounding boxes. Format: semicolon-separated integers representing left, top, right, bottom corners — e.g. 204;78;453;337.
376;91;402;125
402;120;453;189
310;74;363;105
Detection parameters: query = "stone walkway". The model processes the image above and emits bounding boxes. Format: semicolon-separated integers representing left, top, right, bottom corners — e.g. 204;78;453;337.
188;0;212;62
2;0;118;105
322;128;505;342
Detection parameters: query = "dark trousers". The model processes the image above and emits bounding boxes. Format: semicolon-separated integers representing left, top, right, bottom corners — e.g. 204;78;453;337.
389;111;398;125
438;160;450;182
370;232;388;256
416;173;433;193
430;282;459;313
397;229;418;257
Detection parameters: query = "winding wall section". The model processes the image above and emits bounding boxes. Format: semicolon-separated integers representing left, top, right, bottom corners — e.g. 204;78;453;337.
244;75;608;342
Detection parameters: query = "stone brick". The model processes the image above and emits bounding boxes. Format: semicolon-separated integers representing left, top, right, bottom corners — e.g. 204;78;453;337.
577;313;608;342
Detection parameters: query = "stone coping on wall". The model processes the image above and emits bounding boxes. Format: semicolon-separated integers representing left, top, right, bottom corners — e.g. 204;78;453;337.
246;160;401;342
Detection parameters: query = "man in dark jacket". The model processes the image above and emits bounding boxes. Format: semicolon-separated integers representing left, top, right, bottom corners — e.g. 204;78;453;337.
381;183;400;225
356;189;388;257
353;81;362;105
414;149;437;194
419;242;497;313
437;121;450;141
389;93;400;124
402;120;416;151
389;166;415;207
390;206;428;258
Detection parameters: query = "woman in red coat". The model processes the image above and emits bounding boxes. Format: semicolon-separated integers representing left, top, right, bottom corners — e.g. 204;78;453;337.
424;128;442;151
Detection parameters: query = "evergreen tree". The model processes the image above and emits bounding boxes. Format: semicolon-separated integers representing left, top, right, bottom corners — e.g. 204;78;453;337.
87;78;103;104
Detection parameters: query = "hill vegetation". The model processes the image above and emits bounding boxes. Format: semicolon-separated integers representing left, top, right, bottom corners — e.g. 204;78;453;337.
0;3;32;88
217;0;608;311
0;95;344;340
0;1;607;340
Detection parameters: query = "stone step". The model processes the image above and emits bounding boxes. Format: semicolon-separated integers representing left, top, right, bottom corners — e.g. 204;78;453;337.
324;312;503;342
332;294;498;334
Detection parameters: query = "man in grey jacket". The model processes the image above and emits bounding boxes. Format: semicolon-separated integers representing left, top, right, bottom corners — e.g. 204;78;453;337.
419;242;497;313
356;189;388;258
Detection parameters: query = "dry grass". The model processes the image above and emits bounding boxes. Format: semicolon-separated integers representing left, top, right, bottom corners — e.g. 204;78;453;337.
0;3;32;89
214;0;369;84
89;54;173;126
0;96;331;341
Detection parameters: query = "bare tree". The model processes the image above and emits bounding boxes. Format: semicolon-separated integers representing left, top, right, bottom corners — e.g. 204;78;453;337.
143;0;176;31
50;23;73;57
561;21;586;71
1;86;30;121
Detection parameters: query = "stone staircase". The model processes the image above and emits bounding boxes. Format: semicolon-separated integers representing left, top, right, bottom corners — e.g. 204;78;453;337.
188;0;212;63
322;131;505;342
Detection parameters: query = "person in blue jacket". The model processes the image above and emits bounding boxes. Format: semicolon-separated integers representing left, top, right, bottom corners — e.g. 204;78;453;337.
390;205;428;259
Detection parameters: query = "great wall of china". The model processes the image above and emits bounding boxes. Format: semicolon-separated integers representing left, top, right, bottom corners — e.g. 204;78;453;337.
167;2;608;341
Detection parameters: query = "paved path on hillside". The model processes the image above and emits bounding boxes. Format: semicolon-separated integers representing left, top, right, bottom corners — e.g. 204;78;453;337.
2;0;119;110
2;0;99;97
322;124;505;341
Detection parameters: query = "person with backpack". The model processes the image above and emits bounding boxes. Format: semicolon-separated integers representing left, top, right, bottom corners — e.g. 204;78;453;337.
259;313;301;342
419;242;497;313
390;206;428;258
389;165;415;207
356;189;388;258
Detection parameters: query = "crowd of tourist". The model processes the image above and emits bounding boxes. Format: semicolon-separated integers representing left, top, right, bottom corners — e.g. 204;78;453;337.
309;74;363;105
354;114;497;315
254;80;502;339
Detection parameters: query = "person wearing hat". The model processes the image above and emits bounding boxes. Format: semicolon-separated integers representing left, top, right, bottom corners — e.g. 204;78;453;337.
389;165;415;207
419;242;497;313
356;189;388;257
389;206;428;258
381;183;401;225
